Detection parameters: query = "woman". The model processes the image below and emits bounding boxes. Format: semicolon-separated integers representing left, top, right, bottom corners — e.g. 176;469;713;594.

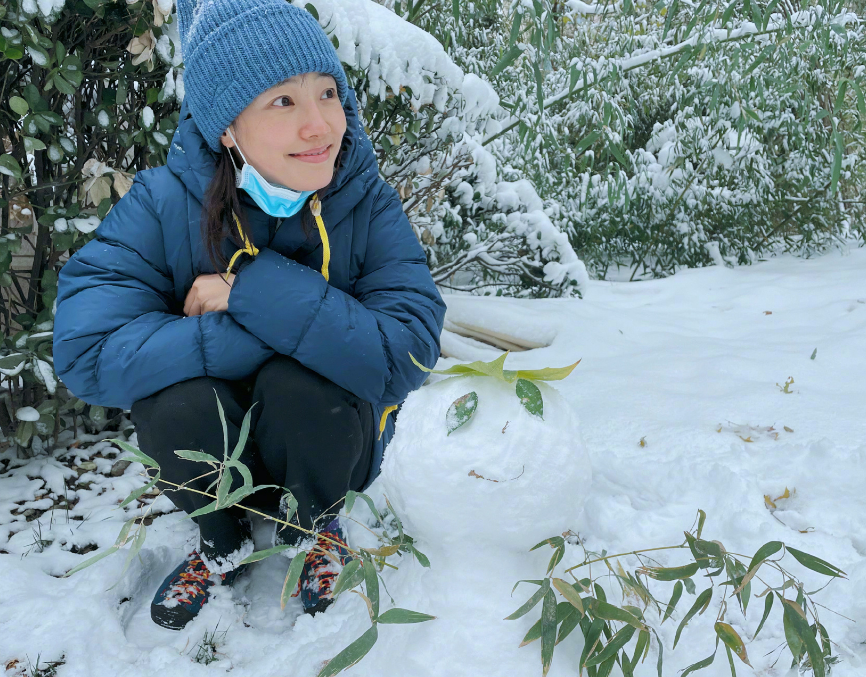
53;0;445;631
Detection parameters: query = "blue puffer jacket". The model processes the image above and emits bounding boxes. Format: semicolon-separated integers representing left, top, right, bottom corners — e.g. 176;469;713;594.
53;90;446;490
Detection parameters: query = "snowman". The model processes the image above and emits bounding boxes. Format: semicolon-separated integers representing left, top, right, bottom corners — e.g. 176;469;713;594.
351;354;593;677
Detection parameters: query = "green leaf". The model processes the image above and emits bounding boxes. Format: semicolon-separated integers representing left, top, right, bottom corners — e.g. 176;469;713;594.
588;599;644;630
174;449;220;464
54;74;76;97
362;555;380;618
316;625;378;677
185;500;219;520
492;44;524;78
280;550;307;609
681;640;718;677
505;578;551;620
402;544;428;568
655;630;664;677
662;580;683;624
830;131;843;197
585;624;636;667
786;546;846;578
0;155;23;180
446;391;478;435
685;533;724;569
239;544;294;565
304;2;319;20
119;471;160;508
333;558;364;596
552;577;585;615
113;523;147;583
540;589;557;676
641;562;699;581
580;618;605;667
9;96;29;116
344;491;383;524
674;588;713;648
780;596;824;677
715;622;751;666
113;440;160;468
753;591;774;639
746;541;783;576
64;544;120;577
377;608;436;624
516;379;543;418
556;604;581;645
231;404;255;460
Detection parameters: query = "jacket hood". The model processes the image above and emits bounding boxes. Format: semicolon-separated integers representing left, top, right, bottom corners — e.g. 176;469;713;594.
166;86;379;226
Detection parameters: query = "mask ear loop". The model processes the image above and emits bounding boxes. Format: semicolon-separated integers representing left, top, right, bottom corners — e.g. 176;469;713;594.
225;127;249;179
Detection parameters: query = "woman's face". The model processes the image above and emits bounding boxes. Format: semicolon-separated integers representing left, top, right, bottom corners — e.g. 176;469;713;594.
220;73;347;192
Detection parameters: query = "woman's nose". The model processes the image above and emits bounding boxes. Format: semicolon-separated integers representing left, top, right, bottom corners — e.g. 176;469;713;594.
300;102;331;138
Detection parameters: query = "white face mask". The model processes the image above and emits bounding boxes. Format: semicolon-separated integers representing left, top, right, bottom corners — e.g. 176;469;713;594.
225;127;314;218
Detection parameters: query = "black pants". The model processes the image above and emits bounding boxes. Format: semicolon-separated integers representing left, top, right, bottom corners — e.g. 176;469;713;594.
131;354;374;571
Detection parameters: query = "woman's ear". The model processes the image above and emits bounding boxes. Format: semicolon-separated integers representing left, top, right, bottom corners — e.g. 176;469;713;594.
220;130;235;149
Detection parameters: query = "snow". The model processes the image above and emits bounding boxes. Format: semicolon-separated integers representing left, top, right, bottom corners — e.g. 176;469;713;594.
15;407;40;422
141;106;155;130
1;248;866;675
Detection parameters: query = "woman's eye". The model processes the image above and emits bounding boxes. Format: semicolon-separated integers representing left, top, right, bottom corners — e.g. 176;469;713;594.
274;96;293;107
322;88;336;99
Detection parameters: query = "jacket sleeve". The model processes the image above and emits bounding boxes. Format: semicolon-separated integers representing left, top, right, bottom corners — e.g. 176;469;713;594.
53;175;275;410
227;182;446;406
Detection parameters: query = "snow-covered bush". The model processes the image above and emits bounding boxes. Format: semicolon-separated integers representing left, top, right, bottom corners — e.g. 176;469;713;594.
0;0;180;452
443;0;866;279
305;0;587;296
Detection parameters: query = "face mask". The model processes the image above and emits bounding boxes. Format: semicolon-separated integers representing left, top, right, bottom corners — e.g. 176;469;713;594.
226;127;315;218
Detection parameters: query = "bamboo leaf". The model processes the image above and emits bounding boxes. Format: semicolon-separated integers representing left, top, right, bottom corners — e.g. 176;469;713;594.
113;440;159;468
588;599;644;630
119;470;160;508
174;449;220;464
63;544;120;577
316;625;378;677
377;608;436;624
333;558;364;596
715;622;751;666
579;618;605;667
585;625;636;667
541;589;557;676
753;593;774;639
662;580;683;624
185;500;218;520
786;546;846;578
674;588;713;648
552;577;585;615
830;131;843;197
780;595;824;677
280;551;307;609
640;562;699;581
239;544;294;565
681;639;718;677
505;578;551;620
515;360;580;381
362;555;380;618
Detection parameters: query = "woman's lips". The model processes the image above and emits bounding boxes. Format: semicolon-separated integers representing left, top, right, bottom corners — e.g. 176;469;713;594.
289;145;331;163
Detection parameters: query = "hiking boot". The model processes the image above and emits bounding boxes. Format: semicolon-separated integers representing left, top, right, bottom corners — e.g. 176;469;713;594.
294;518;354;615
150;550;246;630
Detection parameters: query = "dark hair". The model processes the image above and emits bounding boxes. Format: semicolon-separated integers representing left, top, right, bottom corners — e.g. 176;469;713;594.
201;141;345;275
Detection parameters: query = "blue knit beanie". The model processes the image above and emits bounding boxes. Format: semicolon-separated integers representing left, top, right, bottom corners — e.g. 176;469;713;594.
176;0;349;153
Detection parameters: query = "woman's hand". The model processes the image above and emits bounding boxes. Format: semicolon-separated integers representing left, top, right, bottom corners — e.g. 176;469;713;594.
184;273;235;316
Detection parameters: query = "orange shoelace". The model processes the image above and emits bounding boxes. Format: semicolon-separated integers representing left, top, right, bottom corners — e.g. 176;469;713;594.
166;552;213;606
292;530;351;599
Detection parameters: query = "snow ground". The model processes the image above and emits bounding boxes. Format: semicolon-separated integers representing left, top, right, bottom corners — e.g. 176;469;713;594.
1;246;865;677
